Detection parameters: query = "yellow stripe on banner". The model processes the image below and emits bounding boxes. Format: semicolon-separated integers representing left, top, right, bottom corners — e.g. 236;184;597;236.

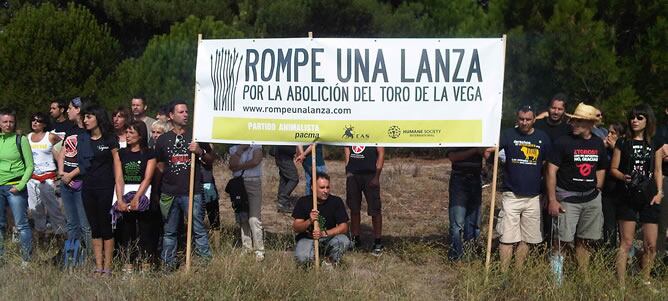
212;117;482;144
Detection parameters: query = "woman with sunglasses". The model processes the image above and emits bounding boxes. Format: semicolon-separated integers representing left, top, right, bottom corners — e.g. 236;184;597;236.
611;104;664;286
0;108;34;264
26;112;66;241
115;120;158;274
80;104;124;276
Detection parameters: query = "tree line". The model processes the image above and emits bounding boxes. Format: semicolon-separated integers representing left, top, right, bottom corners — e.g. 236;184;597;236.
0;0;665;126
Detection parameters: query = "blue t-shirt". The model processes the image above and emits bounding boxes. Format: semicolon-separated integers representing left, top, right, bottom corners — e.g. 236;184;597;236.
499;128;551;196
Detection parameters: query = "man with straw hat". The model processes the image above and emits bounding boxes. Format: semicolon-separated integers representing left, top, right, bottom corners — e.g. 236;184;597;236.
546;102;608;284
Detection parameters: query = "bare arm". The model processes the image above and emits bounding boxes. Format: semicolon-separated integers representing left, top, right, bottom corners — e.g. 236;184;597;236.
344;147;350;166
112;149;125;204
229;146;262;172
547;162;563;216
653;148;664;205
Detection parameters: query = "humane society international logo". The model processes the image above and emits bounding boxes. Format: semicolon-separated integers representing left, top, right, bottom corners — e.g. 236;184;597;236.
387;126;401;139
211;48;243;111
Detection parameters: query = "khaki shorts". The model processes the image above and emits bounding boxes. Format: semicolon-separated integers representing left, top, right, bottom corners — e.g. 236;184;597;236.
496;192;542;244
555;192;603;242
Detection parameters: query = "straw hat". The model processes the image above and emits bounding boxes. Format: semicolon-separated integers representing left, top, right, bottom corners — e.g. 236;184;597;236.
565;102;601;122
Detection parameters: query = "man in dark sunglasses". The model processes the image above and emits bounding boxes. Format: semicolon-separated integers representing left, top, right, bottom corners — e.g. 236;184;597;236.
153;100;215;270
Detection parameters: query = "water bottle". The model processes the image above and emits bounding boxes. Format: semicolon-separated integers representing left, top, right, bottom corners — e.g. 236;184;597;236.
550;254;564;287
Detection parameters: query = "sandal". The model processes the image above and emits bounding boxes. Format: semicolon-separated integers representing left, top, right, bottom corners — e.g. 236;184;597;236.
101;269;112;277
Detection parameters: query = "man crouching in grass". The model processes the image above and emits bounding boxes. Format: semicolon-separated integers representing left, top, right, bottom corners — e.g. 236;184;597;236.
292;172;350;267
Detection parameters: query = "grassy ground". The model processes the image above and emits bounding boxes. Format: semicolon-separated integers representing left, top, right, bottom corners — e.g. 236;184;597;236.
1;158;667;300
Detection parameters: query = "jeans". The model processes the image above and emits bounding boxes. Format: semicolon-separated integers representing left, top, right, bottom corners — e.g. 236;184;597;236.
161;194;211;268
27;179;66;234
303;165;327;196
294;234;350;265
448;170;482;261
0;186;32;261
276;156;299;206
60;183;92;249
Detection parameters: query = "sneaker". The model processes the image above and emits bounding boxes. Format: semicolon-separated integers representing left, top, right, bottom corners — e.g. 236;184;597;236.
255;251;265;262
371;244;384;257
320;260;334;271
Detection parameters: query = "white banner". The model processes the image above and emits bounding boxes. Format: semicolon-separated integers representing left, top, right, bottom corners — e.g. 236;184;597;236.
193;37;506;146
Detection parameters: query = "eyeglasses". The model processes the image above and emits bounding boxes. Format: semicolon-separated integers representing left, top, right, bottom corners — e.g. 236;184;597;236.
174;134;185;149
630;115;645;121
31;118;45;123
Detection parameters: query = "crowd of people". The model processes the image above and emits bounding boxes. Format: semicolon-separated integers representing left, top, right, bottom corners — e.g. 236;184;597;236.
479;95;667;288
0;94;666;287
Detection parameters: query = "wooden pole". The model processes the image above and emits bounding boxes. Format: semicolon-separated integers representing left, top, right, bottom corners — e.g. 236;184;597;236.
185;33;203;273
306;30;320;269
484;145;500;278
311;143;320;269
484;35;507;279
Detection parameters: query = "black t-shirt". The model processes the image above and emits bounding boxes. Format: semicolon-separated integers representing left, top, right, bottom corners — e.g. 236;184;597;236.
155;130;211;196
616;139;655;177
120;148;156;185
51;120;75;139
499;128;551;196
83;135;119;189
535;118;572;143
548;134;608;202
346;146;377;174
274;145;297;161
447;147;482;173
62;126;86;180
292;195;349;241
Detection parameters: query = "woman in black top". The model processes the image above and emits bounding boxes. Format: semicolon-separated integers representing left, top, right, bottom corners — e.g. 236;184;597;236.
116;121;157;273
601;122;625;248
81;105;124;276
611;104;665;285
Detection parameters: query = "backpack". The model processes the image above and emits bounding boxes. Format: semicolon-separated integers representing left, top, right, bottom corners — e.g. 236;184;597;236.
15;134;25;166
225;171;248;213
62;239;86;269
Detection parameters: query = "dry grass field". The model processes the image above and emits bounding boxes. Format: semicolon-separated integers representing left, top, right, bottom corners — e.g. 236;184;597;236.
1;157;667;300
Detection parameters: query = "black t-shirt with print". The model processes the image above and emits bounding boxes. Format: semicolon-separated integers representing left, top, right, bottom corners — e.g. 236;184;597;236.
346;146;378;174
499;128;551;196
615;139;655;178
292;195;349;241
548;134;608;202
120;148;156;185
154;130;211;196
83;135;119;189
62;126;86;180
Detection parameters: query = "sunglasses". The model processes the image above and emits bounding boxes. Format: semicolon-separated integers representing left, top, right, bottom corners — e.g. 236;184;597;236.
71;97;82;108
630;114;645;121
174;134;185;149
31;118;45;123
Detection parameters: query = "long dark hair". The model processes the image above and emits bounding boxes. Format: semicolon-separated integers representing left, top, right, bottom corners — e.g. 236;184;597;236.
626;104;656;144
113;106;132;130
82;104;113;137
127;120;149;152
29;112;52;133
